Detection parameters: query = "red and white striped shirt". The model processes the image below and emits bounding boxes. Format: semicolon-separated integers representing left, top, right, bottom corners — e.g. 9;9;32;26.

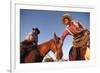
61;21;83;41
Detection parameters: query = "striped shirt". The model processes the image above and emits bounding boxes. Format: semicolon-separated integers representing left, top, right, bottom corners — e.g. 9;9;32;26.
61;21;83;41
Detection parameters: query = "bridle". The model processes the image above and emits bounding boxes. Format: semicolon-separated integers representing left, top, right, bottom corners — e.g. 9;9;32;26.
45;38;60;61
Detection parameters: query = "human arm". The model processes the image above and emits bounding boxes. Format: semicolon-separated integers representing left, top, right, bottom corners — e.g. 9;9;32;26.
61;29;69;44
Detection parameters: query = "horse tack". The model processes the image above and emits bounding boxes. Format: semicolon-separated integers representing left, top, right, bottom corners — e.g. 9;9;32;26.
20;33;63;63
73;29;90;48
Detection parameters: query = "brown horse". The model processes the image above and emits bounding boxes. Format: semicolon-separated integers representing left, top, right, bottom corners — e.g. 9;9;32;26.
20;33;63;63
69;46;90;61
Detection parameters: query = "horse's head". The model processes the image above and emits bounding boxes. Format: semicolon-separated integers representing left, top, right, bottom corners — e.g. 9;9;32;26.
50;33;63;60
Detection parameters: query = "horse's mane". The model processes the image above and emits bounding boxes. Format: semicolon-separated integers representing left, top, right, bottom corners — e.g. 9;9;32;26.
38;39;54;47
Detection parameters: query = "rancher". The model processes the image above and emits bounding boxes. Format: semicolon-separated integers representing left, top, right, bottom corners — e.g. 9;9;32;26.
60;13;90;60
20;27;40;63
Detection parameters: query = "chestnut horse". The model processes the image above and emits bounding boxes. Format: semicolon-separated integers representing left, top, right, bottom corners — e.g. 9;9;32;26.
69;46;90;61
20;33;63;63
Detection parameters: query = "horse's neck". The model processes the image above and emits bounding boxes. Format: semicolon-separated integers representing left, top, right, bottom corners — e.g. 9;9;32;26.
38;39;52;57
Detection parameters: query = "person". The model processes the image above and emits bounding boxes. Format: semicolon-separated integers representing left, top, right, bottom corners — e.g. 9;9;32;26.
60;13;90;60
20;27;40;63
24;27;40;46
21;27;40;48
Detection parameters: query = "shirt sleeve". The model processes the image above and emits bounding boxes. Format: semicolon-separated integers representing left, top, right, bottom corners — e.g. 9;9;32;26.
25;32;33;41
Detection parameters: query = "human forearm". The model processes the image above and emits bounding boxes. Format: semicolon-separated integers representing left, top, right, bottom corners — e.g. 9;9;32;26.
61;29;69;43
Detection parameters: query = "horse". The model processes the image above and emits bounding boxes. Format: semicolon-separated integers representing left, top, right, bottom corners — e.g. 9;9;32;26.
69;46;90;61
20;33;63;63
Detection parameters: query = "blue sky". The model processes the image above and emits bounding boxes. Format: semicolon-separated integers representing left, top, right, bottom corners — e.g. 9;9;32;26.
20;9;90;60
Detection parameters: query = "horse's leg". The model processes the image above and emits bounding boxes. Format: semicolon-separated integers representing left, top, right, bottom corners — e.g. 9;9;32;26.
80;47;87;60
76;48;81;60
69;47;77;61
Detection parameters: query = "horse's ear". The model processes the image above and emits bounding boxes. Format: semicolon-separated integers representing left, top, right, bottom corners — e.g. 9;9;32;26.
54;32;61;44
54;32;57;39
